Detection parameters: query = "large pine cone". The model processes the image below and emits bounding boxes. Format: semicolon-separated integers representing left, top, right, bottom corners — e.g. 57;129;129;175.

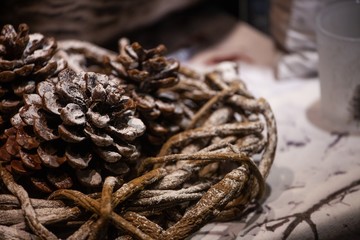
0;23;65;134
110;41;184;147
0;68;145;194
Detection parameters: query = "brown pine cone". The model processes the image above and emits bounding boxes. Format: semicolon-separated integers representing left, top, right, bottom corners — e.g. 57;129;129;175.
0;23;66;134
1;68;145;194
110;40;185;148
112;40;179;92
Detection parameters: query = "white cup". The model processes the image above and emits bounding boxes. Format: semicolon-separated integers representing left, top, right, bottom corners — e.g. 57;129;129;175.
316;0;360;133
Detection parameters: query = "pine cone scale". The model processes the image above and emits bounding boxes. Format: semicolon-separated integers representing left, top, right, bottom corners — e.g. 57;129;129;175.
65;146;92;169
30;176;53;193
95;146;122;163
60;103;86;126
15;126;40;149
58;124;86;143
76;169;102;188
43;91;62;115
46;170;73;189
10;160;31;175
13;80;36;96
33;61;57;78
23;37;57;65
23;94;42;106
33;117;60;141
0;99;22;113
86;109;110;128
13;63;35;77
0;70;16;82
19;105;41;125
19;149;42;170
37;142;66;168
0;144;11;161
55;80;86;106
36;80;56;97
84;126;113;147
0;59;23;71
5;134;20;157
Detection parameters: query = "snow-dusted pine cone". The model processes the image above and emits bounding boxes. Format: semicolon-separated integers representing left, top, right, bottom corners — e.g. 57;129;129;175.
0;68;145;194
0;23;65;134
110;41;185;147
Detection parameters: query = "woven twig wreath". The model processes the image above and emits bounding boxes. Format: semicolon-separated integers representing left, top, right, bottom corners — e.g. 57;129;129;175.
0;24;277;240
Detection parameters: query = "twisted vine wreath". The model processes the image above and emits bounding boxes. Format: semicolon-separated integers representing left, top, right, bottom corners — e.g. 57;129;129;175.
0;24;277;240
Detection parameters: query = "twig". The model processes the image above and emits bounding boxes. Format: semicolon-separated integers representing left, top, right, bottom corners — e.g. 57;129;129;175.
0;166;58;240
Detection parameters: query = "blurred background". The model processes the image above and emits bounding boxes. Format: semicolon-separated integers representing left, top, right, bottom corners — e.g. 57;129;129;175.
0;0;271;58
119;0;271;51
1;0;325;79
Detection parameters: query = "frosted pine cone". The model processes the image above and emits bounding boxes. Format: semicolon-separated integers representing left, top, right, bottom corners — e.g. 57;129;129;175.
110;40;179;92
110;40;184;147
1;68;145;194
0;23;65;134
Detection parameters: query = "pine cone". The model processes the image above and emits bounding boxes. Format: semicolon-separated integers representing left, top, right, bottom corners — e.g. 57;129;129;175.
111;40;178;92
110;41;184;147
1;68;145;194
0;23;66;134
